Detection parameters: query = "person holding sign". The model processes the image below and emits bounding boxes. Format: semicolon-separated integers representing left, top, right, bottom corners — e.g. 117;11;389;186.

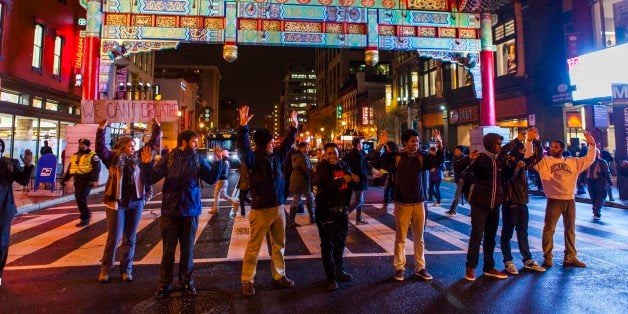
61;138;101;227
0;140;34;287
141;130;224;299
95;119;161;283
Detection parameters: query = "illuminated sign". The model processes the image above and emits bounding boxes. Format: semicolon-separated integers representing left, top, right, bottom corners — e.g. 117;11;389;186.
75;36;85;71
568;43;628;101
81;100;179;124
77;18;86;26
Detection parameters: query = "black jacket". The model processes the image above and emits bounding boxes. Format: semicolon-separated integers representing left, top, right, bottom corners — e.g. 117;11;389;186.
503;140;543;205
345;148;369;191
467;134;509;209
452;155;470;183
142;148;222;217
393;149;443;204
315;159;353;211
0;157;34;222
237;125;296;209
586;158;612;185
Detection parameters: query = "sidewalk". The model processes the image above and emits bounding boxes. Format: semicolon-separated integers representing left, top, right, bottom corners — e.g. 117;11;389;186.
14;185;105;216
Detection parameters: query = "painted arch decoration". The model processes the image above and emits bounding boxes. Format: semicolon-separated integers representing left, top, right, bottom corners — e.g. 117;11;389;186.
79;0;508;94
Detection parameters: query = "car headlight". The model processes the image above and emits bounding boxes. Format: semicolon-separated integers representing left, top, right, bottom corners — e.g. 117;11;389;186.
230;154;239;160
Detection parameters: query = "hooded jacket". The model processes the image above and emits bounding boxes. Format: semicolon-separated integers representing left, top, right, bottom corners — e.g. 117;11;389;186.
345;147;369;191
467;133;509;209
142;148;222;217
503;139;543;205
237;125;297;209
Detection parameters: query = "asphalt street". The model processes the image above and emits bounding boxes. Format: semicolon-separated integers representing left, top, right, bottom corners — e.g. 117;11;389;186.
2;172;627;313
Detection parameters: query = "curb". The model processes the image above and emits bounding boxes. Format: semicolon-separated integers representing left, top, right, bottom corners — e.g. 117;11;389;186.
529;190;628;210
16;186;106;216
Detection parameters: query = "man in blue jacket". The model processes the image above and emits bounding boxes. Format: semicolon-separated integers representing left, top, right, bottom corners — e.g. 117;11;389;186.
141;130;223;299
238;105;297;296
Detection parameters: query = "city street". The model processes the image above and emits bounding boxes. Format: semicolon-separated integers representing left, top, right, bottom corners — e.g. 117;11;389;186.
2;173;627;313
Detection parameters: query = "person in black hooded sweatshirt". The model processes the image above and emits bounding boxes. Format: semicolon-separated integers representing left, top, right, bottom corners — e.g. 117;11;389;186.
464;133;510;281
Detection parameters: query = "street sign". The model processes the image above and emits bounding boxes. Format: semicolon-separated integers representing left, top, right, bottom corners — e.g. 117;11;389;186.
528;114;536;126
593;104;609;128
612;83;628;200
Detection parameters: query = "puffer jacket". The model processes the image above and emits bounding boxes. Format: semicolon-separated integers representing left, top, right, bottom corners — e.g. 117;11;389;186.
141;148;222;217
467;133;509;209
237;125;296;209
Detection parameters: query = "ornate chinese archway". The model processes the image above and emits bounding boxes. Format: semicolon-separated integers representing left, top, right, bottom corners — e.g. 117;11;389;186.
81;0;508;125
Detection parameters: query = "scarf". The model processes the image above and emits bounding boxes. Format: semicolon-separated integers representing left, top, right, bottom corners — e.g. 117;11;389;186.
104;152;142;210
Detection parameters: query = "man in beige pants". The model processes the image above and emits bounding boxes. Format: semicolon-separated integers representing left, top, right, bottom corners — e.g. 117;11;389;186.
530;130;596;268
386;128;443;281
237;105;298;296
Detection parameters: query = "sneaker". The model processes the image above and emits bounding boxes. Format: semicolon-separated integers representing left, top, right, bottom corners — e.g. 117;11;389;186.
327;280;338;291
229;210;236;219
208;209;218;215
483;268;508;279
242;282;255;296
121;272;133;282
593;213;601;220
155;285;172;299
464;268;475;281
524;260;546;272
432;202;441;207
76;219;90;227
542;259;553;268
335;270;353;282
394;269;404;281
355;219;369;225
98;272;109;283
446;209;457;216
182;283;198;296
563;259;586;268
274;276;295;288
504;262;519;275
415;268;433;281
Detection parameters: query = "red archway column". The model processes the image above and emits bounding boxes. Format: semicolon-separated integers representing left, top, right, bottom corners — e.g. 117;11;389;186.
480;12;496;126
82;0;102;101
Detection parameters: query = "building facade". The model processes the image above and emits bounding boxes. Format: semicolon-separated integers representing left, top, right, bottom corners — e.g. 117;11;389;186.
281;66;316;129
154;78;199;149
0;0;86;170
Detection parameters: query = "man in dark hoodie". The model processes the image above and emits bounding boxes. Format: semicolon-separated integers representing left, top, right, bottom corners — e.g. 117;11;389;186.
238;106;297;296
464;132;509;281
390;129;443;282
345;137;370;224
141;130;224;299
500;128;546;275
0;140;34;287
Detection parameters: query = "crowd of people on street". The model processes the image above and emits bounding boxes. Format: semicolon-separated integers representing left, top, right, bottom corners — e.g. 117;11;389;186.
0;105;624;297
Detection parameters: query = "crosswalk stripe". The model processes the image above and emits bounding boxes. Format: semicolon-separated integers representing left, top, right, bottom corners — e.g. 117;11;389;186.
294;216;321;255
526;206;628;238
10;214;67;234
50;212;156;267
356;209;416;254
7;213;107;264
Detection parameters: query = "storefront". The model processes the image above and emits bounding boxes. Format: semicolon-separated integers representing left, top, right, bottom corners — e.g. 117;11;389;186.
0;87;81;170
447;106;479;147
495;96;528;139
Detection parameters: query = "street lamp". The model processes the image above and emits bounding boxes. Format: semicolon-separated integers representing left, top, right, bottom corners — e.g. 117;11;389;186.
320;127;324;132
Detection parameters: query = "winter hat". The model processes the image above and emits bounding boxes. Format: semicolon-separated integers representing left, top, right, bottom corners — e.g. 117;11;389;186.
78;138;91;147
253;129;273;151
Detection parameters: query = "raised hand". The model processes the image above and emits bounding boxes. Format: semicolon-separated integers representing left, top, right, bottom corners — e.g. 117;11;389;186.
432;129;442;146
378;130;389;146
527;127;539;141
140;146;154;164
517;130;526;142
351;173;360;183
289;110;298;128
583;131;595;146
469;150;480;160
98;119;109;130
238;106;254;126
21;149;33;166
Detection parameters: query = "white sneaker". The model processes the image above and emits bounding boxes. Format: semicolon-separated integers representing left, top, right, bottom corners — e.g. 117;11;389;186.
524;260;546;272
504;262;519;275
229;209;236;219
432;202;441;207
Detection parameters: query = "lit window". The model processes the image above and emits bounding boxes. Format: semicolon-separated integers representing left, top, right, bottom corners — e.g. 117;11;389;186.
493;18;517;76
411;72;419;98
32;24;44;69
53;36;63;76
33;98;44;108
45;100;58;111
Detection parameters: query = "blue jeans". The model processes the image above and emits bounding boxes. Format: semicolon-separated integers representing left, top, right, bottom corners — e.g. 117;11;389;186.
350;190;365;220
500;202;532;264
428;180;442;203
100;199;145;275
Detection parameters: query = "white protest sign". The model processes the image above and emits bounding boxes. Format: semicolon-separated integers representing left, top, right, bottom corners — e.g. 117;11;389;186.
81;100;179;124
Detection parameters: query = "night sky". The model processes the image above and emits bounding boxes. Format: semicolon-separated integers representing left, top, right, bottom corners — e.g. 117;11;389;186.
155;44;315;127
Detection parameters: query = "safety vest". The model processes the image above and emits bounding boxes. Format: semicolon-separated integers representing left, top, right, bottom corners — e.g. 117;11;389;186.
69;151;96;175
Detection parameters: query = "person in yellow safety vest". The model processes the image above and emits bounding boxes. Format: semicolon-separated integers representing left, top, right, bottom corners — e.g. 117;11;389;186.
61;138;101;227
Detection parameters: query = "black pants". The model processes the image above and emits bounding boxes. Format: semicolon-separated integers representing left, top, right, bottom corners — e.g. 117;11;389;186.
466;204;500;271
74;179;92;221
316;208;349;281
500;202;532;263
383;175;394;205
239;189;250;216
0;219;13;278
159;216;198;287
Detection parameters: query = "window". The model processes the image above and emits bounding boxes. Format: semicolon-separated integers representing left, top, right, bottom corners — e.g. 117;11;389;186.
375;63;390;76
411;71;419;99
592;0;628;48
450;63;473;89
45;100;59;111
1;89;30;105
0;3;4;54
53;36;63;76
33;98;44;108
493;18;517;76
421;59;438;97
32;24;45;69
398;73;408;102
